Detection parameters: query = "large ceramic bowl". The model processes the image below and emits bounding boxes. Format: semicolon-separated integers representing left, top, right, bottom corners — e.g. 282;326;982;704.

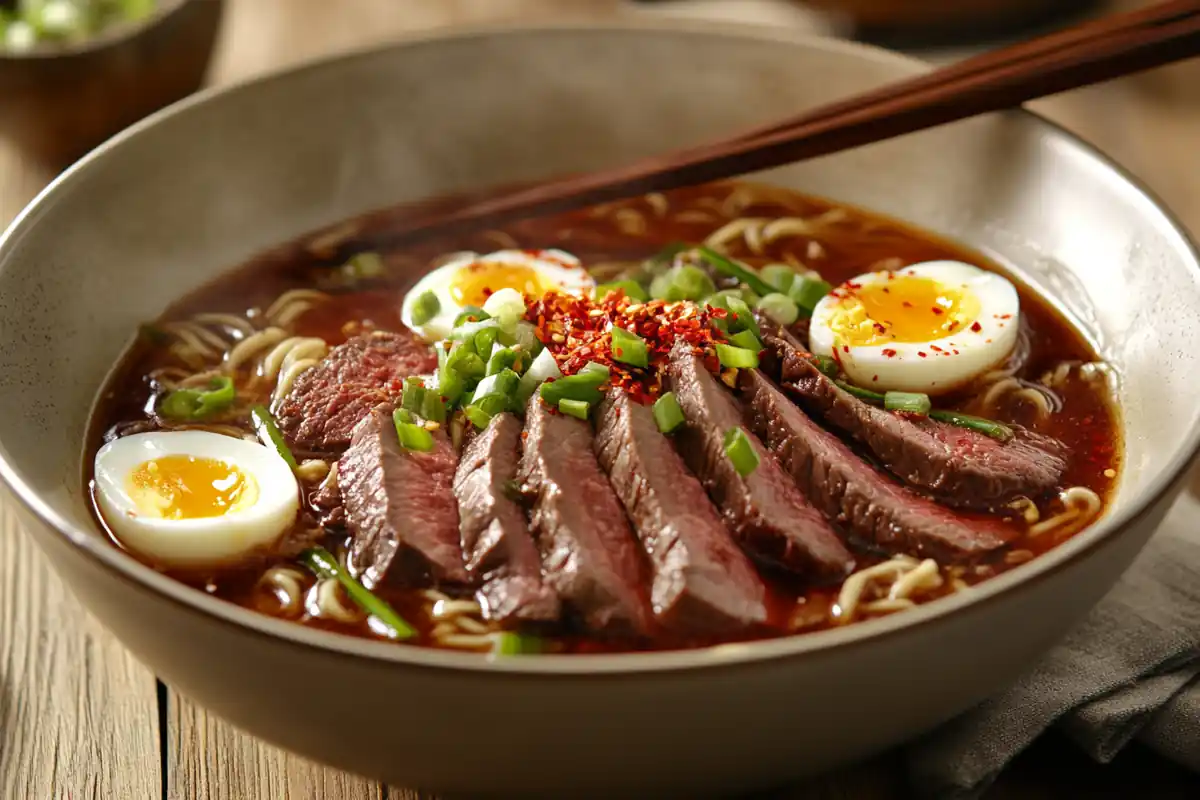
1;20;1198;798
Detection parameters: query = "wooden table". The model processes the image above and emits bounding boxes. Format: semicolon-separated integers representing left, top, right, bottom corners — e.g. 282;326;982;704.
2;1;1199;797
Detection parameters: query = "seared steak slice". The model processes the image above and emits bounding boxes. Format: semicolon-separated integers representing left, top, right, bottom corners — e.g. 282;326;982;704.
276;329;437;454
454;413;560;623
739;370;1020;562
518;396;653;635
760;326;1067;510
339;403;467;588
594;390;768;632
665;342;854;580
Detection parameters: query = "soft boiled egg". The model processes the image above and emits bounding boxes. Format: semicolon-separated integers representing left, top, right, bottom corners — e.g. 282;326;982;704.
93;431;300;568
400;249;594;341
808;260;1020;395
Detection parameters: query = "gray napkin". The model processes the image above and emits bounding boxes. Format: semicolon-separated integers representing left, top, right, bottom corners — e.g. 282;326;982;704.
908;490;1200;799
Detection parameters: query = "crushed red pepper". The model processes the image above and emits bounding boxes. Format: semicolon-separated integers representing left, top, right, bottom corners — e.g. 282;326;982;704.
524;289;721;403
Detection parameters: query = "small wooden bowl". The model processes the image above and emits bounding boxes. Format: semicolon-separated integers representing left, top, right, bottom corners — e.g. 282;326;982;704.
0;0;224;169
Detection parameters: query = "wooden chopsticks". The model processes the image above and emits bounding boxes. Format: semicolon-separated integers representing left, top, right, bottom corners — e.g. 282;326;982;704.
348;1;1200;254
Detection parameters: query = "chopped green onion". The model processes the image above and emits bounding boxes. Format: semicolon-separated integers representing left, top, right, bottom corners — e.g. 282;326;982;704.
723;427;760;477
929;410;1014;441
594;281;648;302
341;252;385;282
667;265;717;301
578;361;611;381
835;380;885;403
813;355;840;379
449;317;499;345
410;290;441;327
464;403;494;430
421;391;447;423
696;246;775;297
400;377;427;415
474;326;499;359
653;392;685;434
159;376;236;420
482;287;526;330
760;265;797;294
884;391;932;415
394;410;435;451
436;351;466;406
558;398;591;420
517;348;563;404
539;373;605;407
446;344;486;381
611;326;649;368
724;295;761;337
506;321;543;358
474;369;520;405
790;277;833;315
491;631;542;655
453;306;489;327
756;292;800;326
728;329;762;353
487;346;521;376
649;271;675;301
300;548;416;640
250;405;298;471
716;343;759;369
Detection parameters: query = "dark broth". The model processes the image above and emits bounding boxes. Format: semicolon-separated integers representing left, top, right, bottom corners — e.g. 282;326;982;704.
87;182;1120;654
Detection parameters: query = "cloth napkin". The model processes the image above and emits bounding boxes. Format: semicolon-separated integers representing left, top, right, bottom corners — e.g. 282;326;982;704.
907;488;1200;798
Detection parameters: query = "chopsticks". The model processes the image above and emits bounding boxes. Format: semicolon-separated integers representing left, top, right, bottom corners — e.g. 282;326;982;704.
353;1;1200;253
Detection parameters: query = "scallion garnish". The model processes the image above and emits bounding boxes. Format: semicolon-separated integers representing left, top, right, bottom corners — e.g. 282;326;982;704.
410;290;441;327
473;369;520;405
341;252;384;282
299;547;416;640
160;375;236;421
394;410;435;451
716;343;759;370
482;287;526;330
453;306;489;327
835;380;885;403
558;398;591;420
756;292;800;326
250;405;298;471
464;403;494;430
884;391;932;415
790;277;833;315
813;355;840;379
929;410;1014;441
401;377;426;415
611;326;649;368
670;265;717;301
486;346;521;377
473;326;499;359
517;348;563;404
594;281;649;303
724;295;761;337
578;361;611;381
445;344;486;381
421;391;447;423
696;246;775;297
539;371;605;407
491;631;542;655
723;426;760;477
760;265;797;294
653;392;685;434
728;329;762;353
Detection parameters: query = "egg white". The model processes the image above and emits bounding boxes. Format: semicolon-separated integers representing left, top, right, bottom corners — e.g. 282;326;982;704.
809;260;1020;394
94;431;300;568
400;249;593;342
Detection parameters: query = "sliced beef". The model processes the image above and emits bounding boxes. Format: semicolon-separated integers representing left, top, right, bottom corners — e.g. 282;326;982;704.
276;329;437;455
453;413;560;623
739;369;1020;563
308;465;346;529
760;326;1067;511
517;396;653;636
594;390;768;633
338;402;467;588
665;341;855;581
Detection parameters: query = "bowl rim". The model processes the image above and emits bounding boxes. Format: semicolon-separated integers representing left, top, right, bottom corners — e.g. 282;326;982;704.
2;16;1198;677
0;0;198;61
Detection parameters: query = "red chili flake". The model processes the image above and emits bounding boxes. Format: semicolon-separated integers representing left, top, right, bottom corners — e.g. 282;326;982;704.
948;320;960;331
842;346;850;353
1000;314;1013;320
902;301;913;308
872;375;879;382
918;351;927;358
482;287;494;298
931;307;944;315
845;281;862;290
953;349;960;355
873;322;887;334
882;287;890;293
985;338;993;343
970;321;983;332
930;345;944;353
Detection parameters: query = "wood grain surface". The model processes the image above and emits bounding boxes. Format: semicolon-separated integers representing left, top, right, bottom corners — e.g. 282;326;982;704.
2;1;1199;798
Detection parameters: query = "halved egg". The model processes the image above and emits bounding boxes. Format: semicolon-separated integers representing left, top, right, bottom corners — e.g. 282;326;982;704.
401;249;594;341
93;431;300;568
808;260;1020;394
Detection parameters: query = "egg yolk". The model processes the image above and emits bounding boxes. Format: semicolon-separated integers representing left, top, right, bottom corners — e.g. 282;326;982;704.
449;262;549;308
826;274;981;347
126;456;257;520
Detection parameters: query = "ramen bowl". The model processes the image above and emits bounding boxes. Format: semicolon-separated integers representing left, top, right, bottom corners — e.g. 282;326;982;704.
1;20;1198;798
